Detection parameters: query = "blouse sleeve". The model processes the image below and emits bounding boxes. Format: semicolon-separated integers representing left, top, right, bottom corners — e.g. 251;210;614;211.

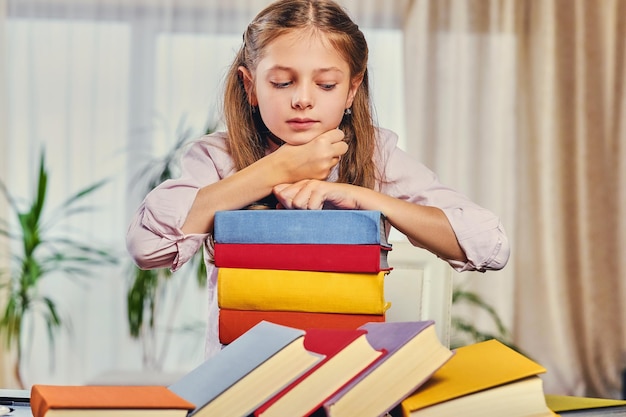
376;128;510;272
126;134;233;272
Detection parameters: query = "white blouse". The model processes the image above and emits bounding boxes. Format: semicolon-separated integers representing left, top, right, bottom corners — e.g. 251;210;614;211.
126;127;510;356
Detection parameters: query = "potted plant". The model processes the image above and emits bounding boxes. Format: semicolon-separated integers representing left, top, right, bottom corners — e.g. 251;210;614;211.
0;150;117;388
450;285;521;352
126;121;213;370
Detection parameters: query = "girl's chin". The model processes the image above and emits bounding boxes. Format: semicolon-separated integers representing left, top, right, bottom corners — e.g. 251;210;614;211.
283;139;313;146
279;132;319;146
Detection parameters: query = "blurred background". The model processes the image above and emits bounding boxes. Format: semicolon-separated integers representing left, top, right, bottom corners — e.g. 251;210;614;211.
1;0;625;400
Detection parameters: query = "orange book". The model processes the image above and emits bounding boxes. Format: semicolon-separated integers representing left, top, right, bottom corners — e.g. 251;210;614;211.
218;309;385;344
30;385;195;417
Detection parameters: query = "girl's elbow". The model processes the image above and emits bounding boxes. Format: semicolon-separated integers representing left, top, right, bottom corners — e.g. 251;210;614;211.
126;229;175;270
458;225;510;272
126;236;157;270
480;225;511;271
487;233;510;271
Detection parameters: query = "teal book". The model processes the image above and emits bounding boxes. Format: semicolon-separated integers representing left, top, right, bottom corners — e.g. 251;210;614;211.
213;209;388;245
168;321;323;417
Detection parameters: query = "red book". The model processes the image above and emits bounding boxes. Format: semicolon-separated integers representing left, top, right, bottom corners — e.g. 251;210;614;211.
219;309;385;344
213;243;391;272
253;328;386;417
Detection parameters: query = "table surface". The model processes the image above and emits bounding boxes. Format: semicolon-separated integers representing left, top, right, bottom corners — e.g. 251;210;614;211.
3;405;32;416
0;389;30;416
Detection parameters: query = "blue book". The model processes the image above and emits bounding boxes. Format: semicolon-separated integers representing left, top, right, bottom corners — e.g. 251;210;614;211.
213;209;389;245
168;321;323;417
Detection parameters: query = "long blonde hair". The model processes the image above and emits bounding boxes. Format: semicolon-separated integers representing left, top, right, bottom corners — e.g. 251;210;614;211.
223;0;377;189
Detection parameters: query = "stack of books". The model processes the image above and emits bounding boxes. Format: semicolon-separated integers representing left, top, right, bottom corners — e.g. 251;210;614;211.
213;209;393;344
30;320;454;417
29;209;587;417
32;320;593;417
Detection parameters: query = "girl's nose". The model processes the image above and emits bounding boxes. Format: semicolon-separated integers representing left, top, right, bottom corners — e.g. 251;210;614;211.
292;84;313;109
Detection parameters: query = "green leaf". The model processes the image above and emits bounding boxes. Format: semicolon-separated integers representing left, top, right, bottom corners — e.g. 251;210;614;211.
127;267;160;338
453;288;510;338
31;152;48;223
0;146;115;376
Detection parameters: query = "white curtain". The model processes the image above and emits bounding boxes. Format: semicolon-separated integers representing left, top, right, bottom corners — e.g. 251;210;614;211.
0;0;16;388
403;0;517;335
2;0;410;387
4;0;256;387
404;0;626;399
513;0;626;398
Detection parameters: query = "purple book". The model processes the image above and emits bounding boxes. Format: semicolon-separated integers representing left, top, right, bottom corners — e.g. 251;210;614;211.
320;321;454;417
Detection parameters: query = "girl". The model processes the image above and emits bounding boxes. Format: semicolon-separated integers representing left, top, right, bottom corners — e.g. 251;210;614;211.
126;0;510;356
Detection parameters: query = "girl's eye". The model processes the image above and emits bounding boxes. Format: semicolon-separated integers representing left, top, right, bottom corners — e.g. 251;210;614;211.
271;81;291;88
319;84;336;91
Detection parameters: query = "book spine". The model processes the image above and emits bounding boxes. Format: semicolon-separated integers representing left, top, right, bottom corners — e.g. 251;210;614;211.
323;322;449;417
214;243;391;272
29;386;48;417
217;268;390;314
214;210;387;245
255;330;385;417
218;309;386;344
168;321;319;412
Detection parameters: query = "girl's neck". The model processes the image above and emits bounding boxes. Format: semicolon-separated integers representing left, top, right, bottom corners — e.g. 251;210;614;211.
265;132;285;152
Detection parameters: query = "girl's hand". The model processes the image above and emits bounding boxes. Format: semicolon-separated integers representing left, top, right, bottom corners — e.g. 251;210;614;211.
274;179;468;263
273;180;359;210
274;129;348;183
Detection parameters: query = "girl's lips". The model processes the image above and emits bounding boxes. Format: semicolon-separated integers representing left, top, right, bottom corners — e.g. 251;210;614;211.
287;119;318;131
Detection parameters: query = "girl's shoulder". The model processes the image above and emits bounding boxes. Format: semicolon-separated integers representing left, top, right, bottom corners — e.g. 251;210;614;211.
195;130;229;149
373;126;401;162
183;131;231;159
178;131;235;176
374;126;400;146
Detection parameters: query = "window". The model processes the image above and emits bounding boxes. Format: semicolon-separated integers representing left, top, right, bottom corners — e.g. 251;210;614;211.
4;1;406;384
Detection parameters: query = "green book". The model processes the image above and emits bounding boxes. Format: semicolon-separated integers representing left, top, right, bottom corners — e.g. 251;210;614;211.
545;394;626;416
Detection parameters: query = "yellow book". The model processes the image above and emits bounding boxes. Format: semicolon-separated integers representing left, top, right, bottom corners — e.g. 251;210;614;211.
217;268;390;314
545;394;626;415
401;339;555;417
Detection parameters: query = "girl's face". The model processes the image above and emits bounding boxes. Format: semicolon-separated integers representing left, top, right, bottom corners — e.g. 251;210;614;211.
240;29;362;146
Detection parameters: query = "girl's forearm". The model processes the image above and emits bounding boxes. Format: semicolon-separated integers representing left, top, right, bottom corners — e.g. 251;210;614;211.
181;155;287;234
271;180;465;261
351;187;467;262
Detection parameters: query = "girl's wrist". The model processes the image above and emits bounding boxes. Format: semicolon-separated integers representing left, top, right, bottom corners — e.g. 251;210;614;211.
264;147;301;185
255;150;293;188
